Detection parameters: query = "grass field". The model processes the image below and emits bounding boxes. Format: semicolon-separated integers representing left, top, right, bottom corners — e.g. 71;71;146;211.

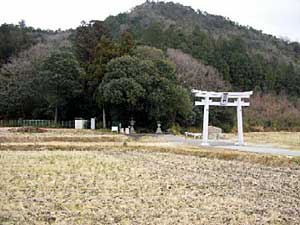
0;129;300;224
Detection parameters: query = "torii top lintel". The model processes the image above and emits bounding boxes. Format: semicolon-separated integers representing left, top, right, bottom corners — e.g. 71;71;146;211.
192;89;253;98
192;89;253;107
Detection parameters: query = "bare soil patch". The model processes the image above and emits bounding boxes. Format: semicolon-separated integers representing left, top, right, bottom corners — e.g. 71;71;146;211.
8;126;46;133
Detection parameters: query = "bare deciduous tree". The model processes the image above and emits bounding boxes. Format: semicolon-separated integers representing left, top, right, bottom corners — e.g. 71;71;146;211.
244;93;300;130
167;48;230;91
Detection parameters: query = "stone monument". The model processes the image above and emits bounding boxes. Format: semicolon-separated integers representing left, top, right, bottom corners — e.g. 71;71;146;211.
208;126;223;140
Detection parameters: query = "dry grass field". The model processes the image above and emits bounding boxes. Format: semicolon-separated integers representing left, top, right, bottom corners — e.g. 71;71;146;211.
0;129;300;224
224;132;300;150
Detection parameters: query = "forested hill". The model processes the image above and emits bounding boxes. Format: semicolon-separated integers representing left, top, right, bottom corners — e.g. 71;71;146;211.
108;1;300;64
105;1;300;94
1;1;300;132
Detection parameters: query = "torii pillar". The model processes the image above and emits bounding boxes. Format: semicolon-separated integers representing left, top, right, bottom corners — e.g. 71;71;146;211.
202;96;210;146
236;97;244;145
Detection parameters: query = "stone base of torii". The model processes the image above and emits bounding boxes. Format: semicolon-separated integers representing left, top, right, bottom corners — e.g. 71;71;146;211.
192;90;253;146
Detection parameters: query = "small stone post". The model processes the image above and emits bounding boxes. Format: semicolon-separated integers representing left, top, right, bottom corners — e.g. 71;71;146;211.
91;118;96;130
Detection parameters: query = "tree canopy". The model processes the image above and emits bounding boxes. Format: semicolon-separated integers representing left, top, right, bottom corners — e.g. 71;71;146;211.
97;52;192;128
38;49;83;122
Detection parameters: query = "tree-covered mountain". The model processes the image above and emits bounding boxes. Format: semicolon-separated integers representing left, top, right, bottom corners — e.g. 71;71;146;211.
107;1;300;63
0;1;300;132
105;1;300;95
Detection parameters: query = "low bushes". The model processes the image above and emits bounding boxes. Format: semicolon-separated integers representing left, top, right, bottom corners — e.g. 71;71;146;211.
244;93;300;131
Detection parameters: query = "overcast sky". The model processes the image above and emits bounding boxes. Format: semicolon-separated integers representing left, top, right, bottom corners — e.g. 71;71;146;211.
1;0;299;42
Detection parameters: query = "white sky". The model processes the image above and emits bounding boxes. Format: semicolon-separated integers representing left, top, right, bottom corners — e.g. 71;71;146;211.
0;0;299;42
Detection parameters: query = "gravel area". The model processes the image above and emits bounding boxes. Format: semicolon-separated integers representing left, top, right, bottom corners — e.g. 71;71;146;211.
147;134;300;156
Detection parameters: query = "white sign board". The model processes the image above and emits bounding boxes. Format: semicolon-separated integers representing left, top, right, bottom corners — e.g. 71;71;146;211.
111;126;118;133
221;92;228;105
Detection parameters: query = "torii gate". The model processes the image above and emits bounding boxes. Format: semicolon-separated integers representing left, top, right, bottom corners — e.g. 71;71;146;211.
192;90;253;146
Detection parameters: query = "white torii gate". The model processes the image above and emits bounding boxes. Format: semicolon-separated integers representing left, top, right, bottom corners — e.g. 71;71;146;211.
192;90;253;146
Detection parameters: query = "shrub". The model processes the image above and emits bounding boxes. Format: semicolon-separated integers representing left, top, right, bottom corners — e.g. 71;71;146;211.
170;123;182;135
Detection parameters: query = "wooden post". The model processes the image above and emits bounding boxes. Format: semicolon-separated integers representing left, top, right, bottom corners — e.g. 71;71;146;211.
237;97;244;145
102;108;106;129
202;96;209;146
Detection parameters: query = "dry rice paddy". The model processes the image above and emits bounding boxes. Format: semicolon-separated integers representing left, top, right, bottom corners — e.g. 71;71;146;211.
0;129;299;224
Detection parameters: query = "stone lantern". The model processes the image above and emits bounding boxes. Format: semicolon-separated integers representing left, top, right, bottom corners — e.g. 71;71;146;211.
156;121;162;134
129;117;135;134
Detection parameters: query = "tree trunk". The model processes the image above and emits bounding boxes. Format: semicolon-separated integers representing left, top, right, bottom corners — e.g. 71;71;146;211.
54;106;58;123
102;107;106;129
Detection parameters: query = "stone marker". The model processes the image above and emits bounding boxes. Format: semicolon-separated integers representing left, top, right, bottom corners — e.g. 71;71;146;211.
208;126;223;140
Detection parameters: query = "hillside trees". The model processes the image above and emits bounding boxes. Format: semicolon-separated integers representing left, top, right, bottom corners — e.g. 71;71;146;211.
0;33;80;120
73;26;136;126
73;21;112;121
73;20;109;71
0;21;41;67
166;48;235;131
97;48;192;129
166;48;229;90
38;49;83;122
0;41;57;119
